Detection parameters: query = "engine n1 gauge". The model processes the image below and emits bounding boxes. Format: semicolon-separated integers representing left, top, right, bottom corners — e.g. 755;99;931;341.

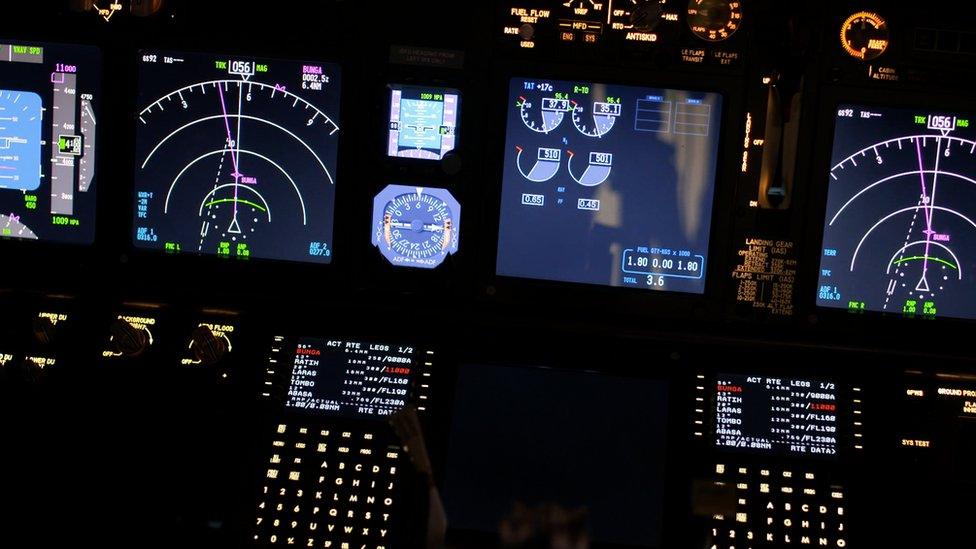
840;11;889;61
372;185;461;269
517;93;570;134
571;95;622;138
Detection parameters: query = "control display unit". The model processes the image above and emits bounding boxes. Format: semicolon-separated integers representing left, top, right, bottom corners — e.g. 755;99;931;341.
132;50;341;262
817;104;976;320
713;373;839;457
386;84;459;160
0;40;101;244
285;336;430;420
496;77;723;293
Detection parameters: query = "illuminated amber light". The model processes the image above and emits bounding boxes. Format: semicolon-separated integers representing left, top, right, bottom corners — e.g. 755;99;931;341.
840;11;889;61
901;439;932;448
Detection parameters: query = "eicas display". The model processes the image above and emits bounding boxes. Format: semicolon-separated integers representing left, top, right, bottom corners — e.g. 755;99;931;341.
371;184;460;269
496;77;723;294
817;104;976;320
386;84;459;160
132;50;341;263
0;41;101;244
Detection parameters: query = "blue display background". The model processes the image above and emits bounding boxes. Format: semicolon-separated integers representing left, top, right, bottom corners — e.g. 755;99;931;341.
496;77;723;294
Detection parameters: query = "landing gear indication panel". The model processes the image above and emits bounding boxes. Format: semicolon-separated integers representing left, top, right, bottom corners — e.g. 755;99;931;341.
132;50;341;263
496;77;723;294
817;104;976;320
0;41;101;245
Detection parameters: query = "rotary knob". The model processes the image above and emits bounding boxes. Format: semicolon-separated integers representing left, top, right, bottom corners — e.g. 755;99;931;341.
8;357;44;384
108;318;150;358
32;316;57;346
631;0;665;31
190;325;228;365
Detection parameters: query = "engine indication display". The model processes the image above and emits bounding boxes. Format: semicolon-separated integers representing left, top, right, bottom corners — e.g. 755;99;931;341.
714;374;839;457
0;41;101;245
132;50;341;263
497;77;723;294
387;84;459;160
817;105;976;320
371;184;460;269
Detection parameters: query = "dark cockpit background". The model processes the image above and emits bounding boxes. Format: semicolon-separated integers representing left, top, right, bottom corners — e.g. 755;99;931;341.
2;1;976;547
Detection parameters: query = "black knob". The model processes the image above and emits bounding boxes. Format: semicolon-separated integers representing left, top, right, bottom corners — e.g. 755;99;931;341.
32;316;57;345
109;319;150;358
190;326;228;365
6;357;44;384
130;0;164;17
631;0;665;31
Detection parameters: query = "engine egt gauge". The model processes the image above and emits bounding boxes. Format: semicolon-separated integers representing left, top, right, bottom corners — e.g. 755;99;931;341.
132;51;341;264
371;184;460;269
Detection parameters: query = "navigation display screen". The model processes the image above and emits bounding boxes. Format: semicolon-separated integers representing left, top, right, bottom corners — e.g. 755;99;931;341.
714;373;839;457
0;41;101;244
132;50;341;262
496;77;723;294
817;104;976;319
285;337;425;420
386;84;459;160
443;364;669;547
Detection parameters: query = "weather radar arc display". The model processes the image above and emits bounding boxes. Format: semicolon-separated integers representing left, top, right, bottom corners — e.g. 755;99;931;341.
132;50;341;263
817;104;976;320
496;77;723;294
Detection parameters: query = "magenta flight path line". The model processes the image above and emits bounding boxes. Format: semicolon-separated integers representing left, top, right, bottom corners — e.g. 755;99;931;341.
217;82;242;218
914;137;934;279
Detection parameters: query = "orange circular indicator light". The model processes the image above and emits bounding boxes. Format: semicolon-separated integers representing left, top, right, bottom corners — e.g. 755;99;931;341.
840;11;889;61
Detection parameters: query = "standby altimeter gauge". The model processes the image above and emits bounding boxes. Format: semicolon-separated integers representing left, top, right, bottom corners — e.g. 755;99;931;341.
372;184;461;269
